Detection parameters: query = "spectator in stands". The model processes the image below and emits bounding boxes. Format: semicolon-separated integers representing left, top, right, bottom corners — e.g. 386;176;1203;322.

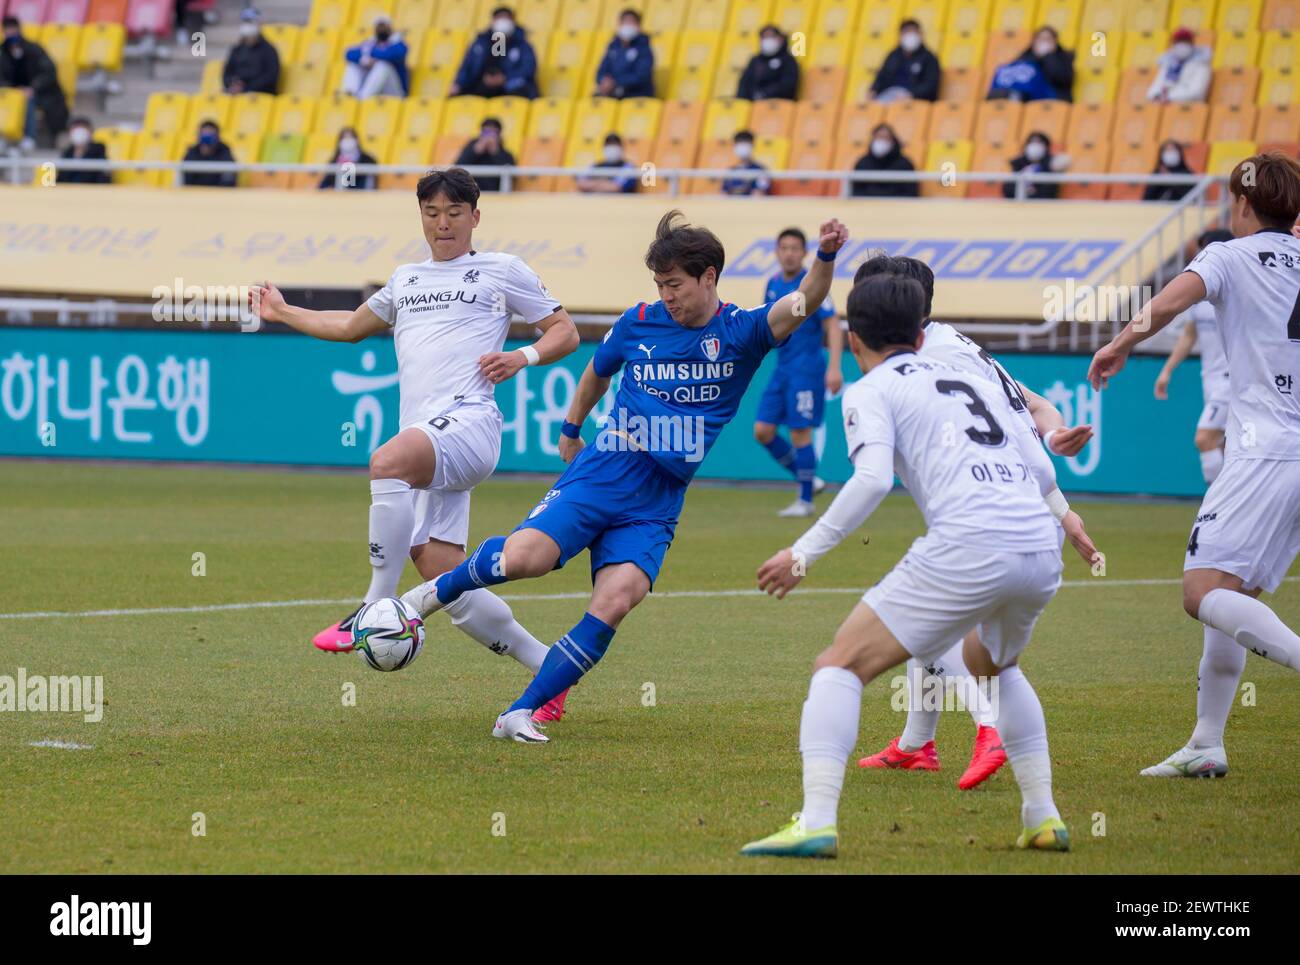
577;133;638;193
737;26;799;101
851;123;918;198
1;15;68;151
57;116;109;184
1016;26;1074;102
1003;130;1069;199
341;14;409;99
988;48;1058;101
869;20;940;103
595;9;654;99
455;117;516;193
181;120;237;188
223;8;280;96
1144;140;1196;202
721;130;772;196
1147;28;1212;103
318;127;377;191
450;7;539;100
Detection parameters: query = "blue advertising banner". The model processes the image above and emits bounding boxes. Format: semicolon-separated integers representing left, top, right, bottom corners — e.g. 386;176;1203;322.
0;328;1210;497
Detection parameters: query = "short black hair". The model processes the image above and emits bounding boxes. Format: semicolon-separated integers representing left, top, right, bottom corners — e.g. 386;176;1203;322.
899;18;920;31
492;6;513;18
199;118;220;132
69;115;91;128
481;116;502;132
619;8;641;21
853;254;934;319
1198;228;1233;249
416;166;482;208
604;132;623;145
733;129;754;144
2;16;20;30
645;209;726;281
847;273;926;351
776;227;806;247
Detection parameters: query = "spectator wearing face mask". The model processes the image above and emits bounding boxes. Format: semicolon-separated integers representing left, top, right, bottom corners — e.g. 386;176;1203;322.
1147;28;1212;103
1003;131;1069;199
181;120;237;188
341;14;409;99
737;26;799;101
869;20;940;103
1016;26;1074;102
0;15;69;151
455;117;516;192
57;116;109;184
595;9;654;99
1144;139;1196;201
224;8;280;95
851;124;918;197
319;127;377;190
721;130;772;195
576;133;638;193
450;6;539;99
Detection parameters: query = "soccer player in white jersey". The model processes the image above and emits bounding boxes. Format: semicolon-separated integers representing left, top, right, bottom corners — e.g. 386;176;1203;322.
742;271;1076;858
849;254;1097;790
1090;152;1300;778
249;168;580;718
1154;229;1234;485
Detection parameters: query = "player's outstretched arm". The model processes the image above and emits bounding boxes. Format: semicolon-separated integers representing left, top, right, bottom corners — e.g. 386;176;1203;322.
557;358;612;463
1154;321;1197;400
1021;383;1092;456
480;308;580;384
249;282;388;343
1088;271;1207;389
824;314;845;394
767;218;849;343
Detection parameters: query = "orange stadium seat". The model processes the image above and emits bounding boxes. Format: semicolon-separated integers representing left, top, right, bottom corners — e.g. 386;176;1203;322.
640;134;694;193
1113;101;1161;144
974;98;1023;146
1208;102;1260;140
883;98;932;146
833;101;885;169
801;66;846;106
1159;102;1209;142
1107;139;1160;199
984;30;1029;71
939;66;983;100
1211;65;1261;102
1020;100;1070;143
1262;0;1298;30
749;99;795;138
86;0;127;22
782;137;835;196
928;99;977;141
968;139;1016;198
513;136;564;192
1117;67;1157;106
1060;142;1111;198
656;99;705;148
686;137;737;194
791;98;836;144
1256;103;1300;141
1066;102;1115;146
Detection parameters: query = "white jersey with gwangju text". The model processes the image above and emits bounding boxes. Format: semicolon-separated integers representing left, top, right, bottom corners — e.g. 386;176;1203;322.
842;351;1059;552
920;320;1037;435
367;250;561;427
1185;231;1300;460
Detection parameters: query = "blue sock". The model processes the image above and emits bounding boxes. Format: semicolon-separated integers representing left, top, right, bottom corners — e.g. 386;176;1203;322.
433;535;508;605
508;612;617;712
763;435;797;477
794;444;816;502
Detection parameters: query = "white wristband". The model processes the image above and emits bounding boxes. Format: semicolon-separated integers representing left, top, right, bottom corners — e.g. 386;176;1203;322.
1044;487;1070;522
1042;428;1060;453
518;344;541;366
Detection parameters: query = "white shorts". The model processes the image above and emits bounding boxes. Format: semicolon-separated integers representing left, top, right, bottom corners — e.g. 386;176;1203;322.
401;403;503;548
863;534;1063;668
1185;456;1300;593
1197;398;1229;433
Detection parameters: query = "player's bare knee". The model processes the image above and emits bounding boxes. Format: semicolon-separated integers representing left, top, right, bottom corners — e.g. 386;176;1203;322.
790;429;812;448
753;422;775;444
501;531;556;578
1182;581;1206;620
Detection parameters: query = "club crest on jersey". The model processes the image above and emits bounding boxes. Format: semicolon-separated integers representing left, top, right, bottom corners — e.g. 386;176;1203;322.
700;335;720;362
463;269;480;283
404;275;419;286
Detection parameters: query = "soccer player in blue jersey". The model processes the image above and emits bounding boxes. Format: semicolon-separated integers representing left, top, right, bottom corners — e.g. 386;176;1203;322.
400;209;850;742
753;227;845;517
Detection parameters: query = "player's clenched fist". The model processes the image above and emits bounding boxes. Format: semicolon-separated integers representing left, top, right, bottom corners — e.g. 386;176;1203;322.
479;351;527;384
249;281;286;324
817;218;849;256
757;547;805;599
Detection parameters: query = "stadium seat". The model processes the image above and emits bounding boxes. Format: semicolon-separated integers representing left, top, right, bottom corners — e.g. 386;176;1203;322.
815;0;861;36
782;136;835;196
749;99;795;138
569;95;619;146
1256;102;1300;141
836;100;887;155
199;57;224;95
352;93;400;149
656;98;705;148
525;96;574;141
1160;102;1209;141
487;95;532;154
393;0;434;30
644;134;696;193
85;0;126;21
727;0;773;35
712;30;760;100
556;131;604;191
125;0;171;37
790;98;836;147
1124;30;1170;68
685;136;735;193
292;131;338;188
298;25;341;67
1077;66;1122;104
441;95;490;147
126;129;179;187
270;94;318;136
433;0;492;31
884;98;933;146
1211;65;1261;102
512;136;564;191
613;96;662;149
974;98;1023;146
38;22;80;96
772;0;818;37
753;134;790;175
261;24;300;62
808;29;853;71
1038;0;1083;44
1126;0;1171;32
1078;26;1123;72
47;0;88;25
921;138;973;197
647;30;677;97
636;0;690;34
844;32;896;103
248;132;305;189
1066;102;1115;146
309;0;356;31
378;132;434;191
942;30;989;70
1260;31;1300;72
967;138;1016;198
143;91;190;135
351;0;396;29
313;92;360;138
1206;139;1257;177
1020;99;1071;143
76;20;124;71
984;30;1029;71
689;0;732;32
1258;68;1300;105
282;61;330;97
859;0;904;35
702;97;753;142
556;0;604;32
1212;29;1262;67
1117;66;1157;105
1208;102;1259;140
94;125;134;183
802;65;847;105
905;0;949;40
395;96;443;142
1106;139;1159;199
948;0;991;35
933;65;977;100
1167;0;1218;32
184;92;232;132
990;0;1037;34
1262;0;1298;30
1060;141;1110;198
1216;0;1263;32
1114;101;1161;144
928;99;977;140
227;92;274;141
0;87;26;142
1081;0;1126;36
669;30;721;101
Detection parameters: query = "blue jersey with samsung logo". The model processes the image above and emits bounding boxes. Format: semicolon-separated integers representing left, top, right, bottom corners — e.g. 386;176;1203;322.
592;298;778;483
765;269;833;374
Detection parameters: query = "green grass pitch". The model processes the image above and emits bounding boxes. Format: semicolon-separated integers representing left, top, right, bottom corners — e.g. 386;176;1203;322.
1;460;1297;874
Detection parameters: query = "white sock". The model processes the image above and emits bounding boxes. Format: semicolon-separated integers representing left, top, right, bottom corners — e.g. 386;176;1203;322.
934;639;997;728
442;590;549;673
1199;448;1224;484
991;666;1059;828
798;666;863;830
1199;587;1300;670
899;658;939;750
364;479;413;603
1190;626;1246;749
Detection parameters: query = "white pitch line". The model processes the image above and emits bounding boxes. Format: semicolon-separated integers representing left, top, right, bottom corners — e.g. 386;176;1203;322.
3;576;1293;621
28;740;94;750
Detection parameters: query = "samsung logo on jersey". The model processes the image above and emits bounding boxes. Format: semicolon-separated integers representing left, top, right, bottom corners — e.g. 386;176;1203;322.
395;290;479;309
631;361;735;382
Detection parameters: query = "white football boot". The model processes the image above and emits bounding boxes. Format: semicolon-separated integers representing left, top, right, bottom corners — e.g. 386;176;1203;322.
777;499;816;518
492;709;550;743
812;476;827;495
1140;744;1228;778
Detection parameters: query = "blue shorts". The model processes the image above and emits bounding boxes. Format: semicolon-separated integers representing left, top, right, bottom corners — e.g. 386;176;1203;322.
514;438;687;586
755;366;825;430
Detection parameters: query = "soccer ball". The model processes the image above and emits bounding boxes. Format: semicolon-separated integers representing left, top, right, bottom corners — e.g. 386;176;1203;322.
352;598;425;672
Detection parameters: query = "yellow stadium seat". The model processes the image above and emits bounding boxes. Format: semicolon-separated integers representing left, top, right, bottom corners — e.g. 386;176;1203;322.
1167;0;1219;32
1215;0;1262;32
313;93;361;138
749;99;795;137
808;30;853;69
482;96;531;154
270;95;319;136
616;96;663;143
1021;99;1071;142
184;93;233;133
352;94;401;148
547;28;598;82
569;96;620;144
434;0;493;31
351;0;396;29
985;30;1030;69
689;0;734;32
668;34;721;101
338;23;374;54
1206;139;1256;175
559;133;604;191
942;30;988;70
1066;101;1116;145
1263;0;1297;30
753;135;790;173
929;99;977;140
393;96;441;141
228;93;275;141
645;30;677;97
815;0;861;36
1208;101;1258;139
1113;100;1161;143
282;61;331;97
1260;31;1300;71
948;0;991;35
95;127;136;184
515;0;560;36
1160;101;1210;140
421;27;468;69
0;88;26;142
378;132;435;190
200;58;225;95
1038;0;1083;45
844;31;896;101
523;97;574;141
1258;68;1300;104
1212;65;1261;102
728;0;774;35
261;23;300;62
310;0;357;30
537;61;590;100
440;96;490;145
299;26;342;66
1075;65;1120;103
1081;0;1126;35
143;92;192;136
702;97;753;141
559;0;608;31
990;0;1037;34
1212;29;1262;66
905;0;950;40
884;98;933;144
394;0;436;30
39;22;80;67
773;0;819;37
1125;0;1170;32
859;0;904;35
1125;30;1170;67
921;138;973;197
1078;28;1123;70
292;132;337;189
127;130;180;188
1257;102;1300;140
637;0;691;34
77;23;125;72
221;130;262;187
248;132;306;189
712;31;760;99
975;98;1023;145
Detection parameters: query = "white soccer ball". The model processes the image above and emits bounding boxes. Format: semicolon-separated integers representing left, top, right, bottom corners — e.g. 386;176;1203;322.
353;597;425;672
